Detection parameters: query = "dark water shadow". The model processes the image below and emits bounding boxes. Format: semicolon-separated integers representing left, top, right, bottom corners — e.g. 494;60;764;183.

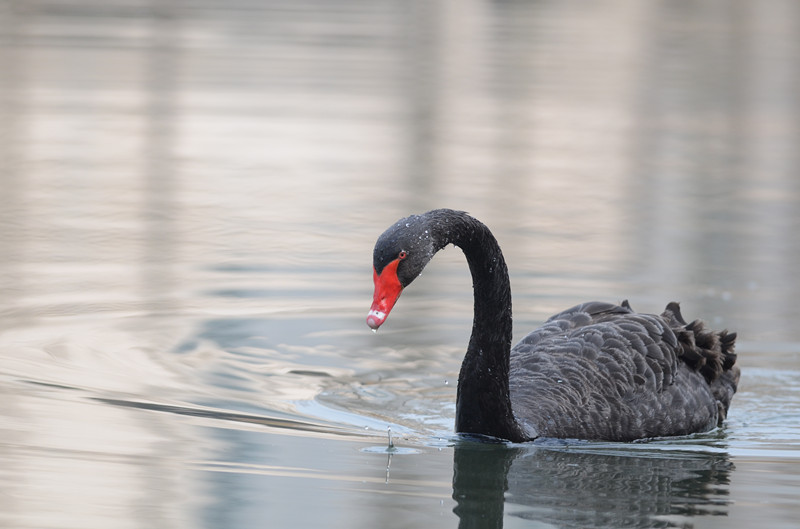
452;439;733;529
92;397;366;439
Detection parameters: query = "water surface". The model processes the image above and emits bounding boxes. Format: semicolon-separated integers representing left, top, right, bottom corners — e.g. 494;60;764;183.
1;1;800;528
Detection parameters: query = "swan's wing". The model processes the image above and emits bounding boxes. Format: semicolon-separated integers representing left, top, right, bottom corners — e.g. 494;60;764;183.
545;300;633;321
514;301;678;395
508;301;735;440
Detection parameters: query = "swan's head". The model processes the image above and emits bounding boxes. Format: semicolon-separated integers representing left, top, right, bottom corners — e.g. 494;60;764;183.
367;213;440;329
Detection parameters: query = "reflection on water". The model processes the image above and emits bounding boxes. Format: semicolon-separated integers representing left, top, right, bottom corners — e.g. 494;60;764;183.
1;0;800;528
453;441;733;529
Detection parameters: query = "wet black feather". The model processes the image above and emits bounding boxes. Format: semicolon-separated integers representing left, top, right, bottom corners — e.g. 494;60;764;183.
510;301;739;441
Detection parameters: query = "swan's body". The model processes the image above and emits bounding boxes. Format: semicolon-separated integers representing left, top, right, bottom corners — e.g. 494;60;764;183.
367;209;739;442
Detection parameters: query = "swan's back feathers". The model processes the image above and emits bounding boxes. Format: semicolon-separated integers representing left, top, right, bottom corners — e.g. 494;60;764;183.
509;301;739;441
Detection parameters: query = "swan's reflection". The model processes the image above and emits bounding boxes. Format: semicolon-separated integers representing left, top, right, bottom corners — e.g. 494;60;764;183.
452;439;733;529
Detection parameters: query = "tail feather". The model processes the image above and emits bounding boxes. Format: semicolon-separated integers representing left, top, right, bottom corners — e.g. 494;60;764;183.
661;302;739;424
661;304;735;380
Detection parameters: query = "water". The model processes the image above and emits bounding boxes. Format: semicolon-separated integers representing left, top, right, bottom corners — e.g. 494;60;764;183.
1;1;800;528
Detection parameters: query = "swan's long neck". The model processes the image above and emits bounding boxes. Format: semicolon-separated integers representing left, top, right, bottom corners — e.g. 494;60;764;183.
429;212;525;442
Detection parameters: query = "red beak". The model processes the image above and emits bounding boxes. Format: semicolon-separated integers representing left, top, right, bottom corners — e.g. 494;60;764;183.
367;258;403;329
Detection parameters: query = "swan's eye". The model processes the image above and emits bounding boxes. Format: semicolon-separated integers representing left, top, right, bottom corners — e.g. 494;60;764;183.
398;251;408;260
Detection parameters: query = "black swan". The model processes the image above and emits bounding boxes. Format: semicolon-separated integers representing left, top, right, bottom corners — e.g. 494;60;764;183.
366;209;739;442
